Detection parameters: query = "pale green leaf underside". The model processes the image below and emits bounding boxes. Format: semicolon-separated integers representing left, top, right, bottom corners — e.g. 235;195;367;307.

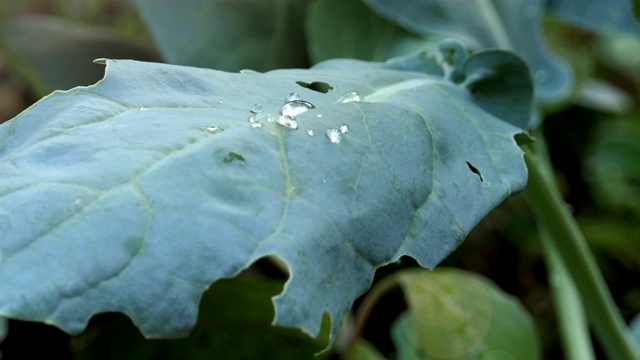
0;58;526;342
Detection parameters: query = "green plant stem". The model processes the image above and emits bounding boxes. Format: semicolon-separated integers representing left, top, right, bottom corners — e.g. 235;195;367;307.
342;274;401;354
540;227;595;360
524;147;640;360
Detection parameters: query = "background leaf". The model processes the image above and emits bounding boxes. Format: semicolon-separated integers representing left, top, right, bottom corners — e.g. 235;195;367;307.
392;268;541;360
133;0;309;71
0;15;158;97
0;51;528;344
360;0;573;103
305;0;426;63
72;278;329;359
546;0;640;35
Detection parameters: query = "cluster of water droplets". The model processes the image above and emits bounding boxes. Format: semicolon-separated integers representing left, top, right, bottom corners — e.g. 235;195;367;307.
246;92;316;130
245;90;362;144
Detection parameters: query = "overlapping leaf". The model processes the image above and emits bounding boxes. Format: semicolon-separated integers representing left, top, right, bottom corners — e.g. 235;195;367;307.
547;0;640;35
134;0;309;71
361;0;573;103
0;48;529;344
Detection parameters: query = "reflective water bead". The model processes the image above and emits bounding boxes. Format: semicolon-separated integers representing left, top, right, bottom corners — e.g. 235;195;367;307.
337;91;361;103
140;103;148;111
248;115;262;128
326;129;342;143
285;92;300;102
306;129;314;136
255;112;274;123
280;100;315;117
339;124;349;134
277;115;298;129
198;126;224;134
250;103;263;114
316;113;323;118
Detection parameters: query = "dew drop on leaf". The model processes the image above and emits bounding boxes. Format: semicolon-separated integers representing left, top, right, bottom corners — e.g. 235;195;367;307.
306;129;314;136
337;91;361;103
281;100;315;117
255;112;274;123
277;115;298;129
140;103;148;111
217;99;224;104
285;92;300;102
197;126;224;134
248;115;262;128
339;124;349;134
250;103;263;114
317;113;323;118
326;129;342;143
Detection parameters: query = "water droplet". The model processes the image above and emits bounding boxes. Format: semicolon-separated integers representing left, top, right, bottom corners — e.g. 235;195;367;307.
240;69;259;74
255;112;274;123
250;103;263;114
248;115;263;128
337;91;361;103
280;100;315;117
277;115;298;129
534;70;547;83
316;113;323;118
217;99;224;104
339;124;349;134
306;129;314;136
326;129;342;143
198;126;224;134
140;103;148;111
285;92;300;102
74;199;83;206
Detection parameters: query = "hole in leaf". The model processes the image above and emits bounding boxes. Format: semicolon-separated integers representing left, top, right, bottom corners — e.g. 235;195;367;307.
466;162;484;182
223;152;245;164
296;81;333;94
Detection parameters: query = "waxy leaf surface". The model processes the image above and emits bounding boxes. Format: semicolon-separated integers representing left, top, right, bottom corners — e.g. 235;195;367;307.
0;53;528;343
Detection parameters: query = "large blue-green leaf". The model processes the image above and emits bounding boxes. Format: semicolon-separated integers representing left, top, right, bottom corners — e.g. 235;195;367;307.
360;0;573;103
0;49;529;344
546;0;640;35
133;0;309;71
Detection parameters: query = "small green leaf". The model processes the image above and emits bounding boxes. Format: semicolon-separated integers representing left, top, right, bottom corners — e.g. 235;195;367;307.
348;338;387;360
0;48;529;345
393;268;541;360
133;0;309;71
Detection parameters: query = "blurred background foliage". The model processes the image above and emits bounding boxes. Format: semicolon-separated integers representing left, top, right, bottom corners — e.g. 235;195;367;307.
0;0;639;359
